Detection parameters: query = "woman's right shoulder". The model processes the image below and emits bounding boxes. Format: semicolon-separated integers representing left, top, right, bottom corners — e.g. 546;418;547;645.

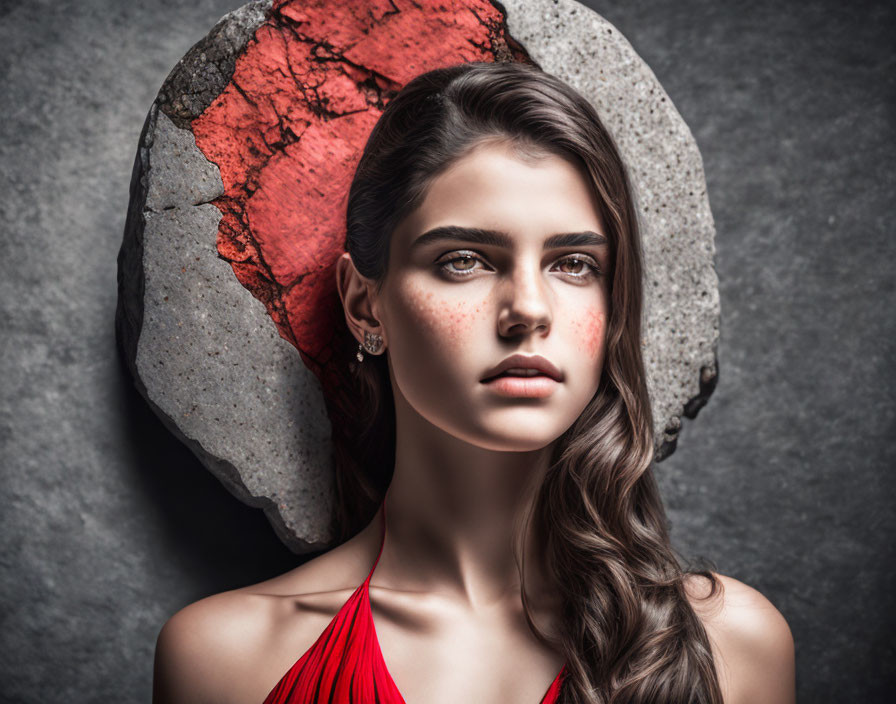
152;524;379;704
153;587;286;704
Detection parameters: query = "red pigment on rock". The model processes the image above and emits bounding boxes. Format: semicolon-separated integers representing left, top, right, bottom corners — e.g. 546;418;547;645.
190;0;532;398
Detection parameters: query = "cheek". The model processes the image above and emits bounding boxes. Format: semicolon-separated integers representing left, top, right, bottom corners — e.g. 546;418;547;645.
571;307;607;359
393;282;485;354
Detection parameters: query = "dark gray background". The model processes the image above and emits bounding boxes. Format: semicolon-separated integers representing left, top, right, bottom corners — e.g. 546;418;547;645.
1;0;892;701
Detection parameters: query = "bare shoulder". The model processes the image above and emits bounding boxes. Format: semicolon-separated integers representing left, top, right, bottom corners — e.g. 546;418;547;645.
684;572;795;704
153;520;380;704
153;588;277;704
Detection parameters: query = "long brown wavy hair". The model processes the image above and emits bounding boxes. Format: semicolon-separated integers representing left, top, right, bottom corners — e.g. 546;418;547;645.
325;61;723;704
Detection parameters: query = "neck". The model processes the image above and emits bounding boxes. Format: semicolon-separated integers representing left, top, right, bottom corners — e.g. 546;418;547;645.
376;389;559;612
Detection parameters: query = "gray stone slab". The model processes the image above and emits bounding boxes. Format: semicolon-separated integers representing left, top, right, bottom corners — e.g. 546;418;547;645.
121;106;335;551
117;0;720;551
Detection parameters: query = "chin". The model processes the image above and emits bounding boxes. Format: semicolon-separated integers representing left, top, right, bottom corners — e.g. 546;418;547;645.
491;436;559;453
465;425;565;453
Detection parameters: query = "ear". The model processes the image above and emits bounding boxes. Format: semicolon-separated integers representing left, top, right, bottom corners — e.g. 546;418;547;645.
335;252;387;351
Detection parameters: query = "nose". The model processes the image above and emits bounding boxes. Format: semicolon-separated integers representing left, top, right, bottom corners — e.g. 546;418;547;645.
497;259;553;338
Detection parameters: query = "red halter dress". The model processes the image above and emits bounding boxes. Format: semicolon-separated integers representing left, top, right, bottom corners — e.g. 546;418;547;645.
263;503;568;703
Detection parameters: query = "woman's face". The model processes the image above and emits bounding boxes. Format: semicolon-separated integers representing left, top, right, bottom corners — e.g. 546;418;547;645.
374;140;610;452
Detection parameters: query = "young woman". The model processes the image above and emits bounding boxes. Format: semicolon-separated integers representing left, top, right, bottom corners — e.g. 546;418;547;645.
153;62;794;704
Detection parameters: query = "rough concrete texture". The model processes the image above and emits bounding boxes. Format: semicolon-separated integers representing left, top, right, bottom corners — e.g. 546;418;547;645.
118;0;719;550
122;103;335;551
158;0;275;129
1;1;893;703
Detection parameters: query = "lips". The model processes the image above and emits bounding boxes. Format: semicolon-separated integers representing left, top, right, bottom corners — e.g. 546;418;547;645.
481;354;564;383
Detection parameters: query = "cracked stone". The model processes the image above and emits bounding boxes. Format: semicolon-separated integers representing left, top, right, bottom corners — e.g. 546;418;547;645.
116;0;719;552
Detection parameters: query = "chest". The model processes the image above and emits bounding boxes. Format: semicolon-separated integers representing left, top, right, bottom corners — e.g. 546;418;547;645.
260;580;567;704
370;589;566;704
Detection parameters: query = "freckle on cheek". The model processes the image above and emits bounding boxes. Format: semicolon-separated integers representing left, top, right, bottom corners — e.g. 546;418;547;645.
442;303;467;343
578;310;606;358
404;289;459;341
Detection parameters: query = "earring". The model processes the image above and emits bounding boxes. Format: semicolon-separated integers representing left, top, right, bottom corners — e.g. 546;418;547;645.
355;330;383;363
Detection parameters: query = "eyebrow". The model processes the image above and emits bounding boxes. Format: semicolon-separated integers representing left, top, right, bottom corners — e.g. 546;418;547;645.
411;225;608;251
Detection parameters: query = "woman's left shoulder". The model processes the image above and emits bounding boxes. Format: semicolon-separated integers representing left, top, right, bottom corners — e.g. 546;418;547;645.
683;572;795;704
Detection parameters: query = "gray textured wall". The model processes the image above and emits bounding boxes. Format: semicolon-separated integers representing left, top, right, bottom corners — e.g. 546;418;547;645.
0;1;892;701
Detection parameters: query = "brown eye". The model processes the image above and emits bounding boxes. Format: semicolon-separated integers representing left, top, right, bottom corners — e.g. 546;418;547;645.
554;256;601;278
558;258;586;274
436;251;488;278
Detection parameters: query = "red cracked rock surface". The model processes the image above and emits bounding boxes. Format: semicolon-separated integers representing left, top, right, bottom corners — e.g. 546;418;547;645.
191;0;531;400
